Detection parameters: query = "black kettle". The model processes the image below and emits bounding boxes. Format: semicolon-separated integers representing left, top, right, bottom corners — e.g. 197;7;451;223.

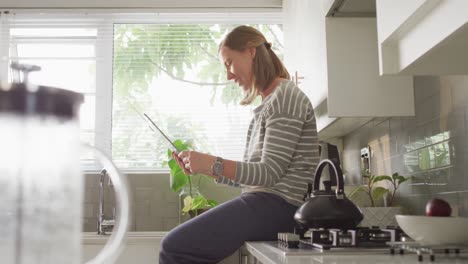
294;159;363;230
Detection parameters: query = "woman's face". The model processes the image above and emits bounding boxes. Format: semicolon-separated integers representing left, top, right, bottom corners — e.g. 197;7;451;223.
219;46;255;91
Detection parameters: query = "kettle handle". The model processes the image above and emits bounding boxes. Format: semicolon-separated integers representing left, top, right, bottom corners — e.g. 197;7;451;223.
312;159;344;196
83;144;130;264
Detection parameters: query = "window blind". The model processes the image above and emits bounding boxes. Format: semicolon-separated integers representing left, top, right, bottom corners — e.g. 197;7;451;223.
0;11;115;170
112;21;284;170
0;10;283;171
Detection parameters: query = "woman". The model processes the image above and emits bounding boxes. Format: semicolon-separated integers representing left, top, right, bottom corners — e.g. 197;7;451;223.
159;25;319;264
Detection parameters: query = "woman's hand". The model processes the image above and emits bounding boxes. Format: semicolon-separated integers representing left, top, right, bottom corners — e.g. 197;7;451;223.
177;150;215;176
171;151;191;175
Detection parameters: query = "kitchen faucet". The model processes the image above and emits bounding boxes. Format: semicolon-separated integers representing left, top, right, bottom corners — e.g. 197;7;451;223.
97;169;115;235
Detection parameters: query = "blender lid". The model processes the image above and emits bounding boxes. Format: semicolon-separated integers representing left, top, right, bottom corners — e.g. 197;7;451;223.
0;82;84;119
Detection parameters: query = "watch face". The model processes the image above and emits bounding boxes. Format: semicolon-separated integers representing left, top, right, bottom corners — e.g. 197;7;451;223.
213;162;223;176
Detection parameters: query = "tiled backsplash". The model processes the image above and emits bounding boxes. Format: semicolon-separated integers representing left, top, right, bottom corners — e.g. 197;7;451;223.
83;173;240;232
342;75;468;216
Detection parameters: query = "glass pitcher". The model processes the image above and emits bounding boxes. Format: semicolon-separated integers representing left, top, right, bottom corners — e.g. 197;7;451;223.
0;63;130;264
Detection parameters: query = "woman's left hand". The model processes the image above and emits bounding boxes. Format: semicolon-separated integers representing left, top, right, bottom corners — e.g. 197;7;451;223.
177;150;214;176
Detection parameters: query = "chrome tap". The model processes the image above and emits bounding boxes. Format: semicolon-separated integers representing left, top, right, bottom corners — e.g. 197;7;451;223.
97;169;115;235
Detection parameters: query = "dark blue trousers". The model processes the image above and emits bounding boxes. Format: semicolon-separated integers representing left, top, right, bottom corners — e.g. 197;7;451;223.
159;192;298;264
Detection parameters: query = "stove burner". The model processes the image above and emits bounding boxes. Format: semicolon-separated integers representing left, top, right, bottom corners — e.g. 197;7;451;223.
278;226;406;250
300;226;404;249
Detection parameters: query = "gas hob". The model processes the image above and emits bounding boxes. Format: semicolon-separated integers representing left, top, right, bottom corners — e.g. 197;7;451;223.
272;226;468;262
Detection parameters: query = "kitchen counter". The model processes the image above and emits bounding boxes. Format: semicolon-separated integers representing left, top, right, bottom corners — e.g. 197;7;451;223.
244;241;468;264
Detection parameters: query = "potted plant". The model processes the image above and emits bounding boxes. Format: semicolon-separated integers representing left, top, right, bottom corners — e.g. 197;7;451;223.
349;171;410;228
163;139;218;223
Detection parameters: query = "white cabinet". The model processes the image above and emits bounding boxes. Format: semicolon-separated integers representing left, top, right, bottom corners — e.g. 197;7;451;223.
376;0;468;75
283;0;414;140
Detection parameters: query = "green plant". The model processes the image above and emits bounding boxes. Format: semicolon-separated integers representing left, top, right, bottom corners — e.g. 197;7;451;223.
163;139;218;217
181;192;217;217
349;171;410;207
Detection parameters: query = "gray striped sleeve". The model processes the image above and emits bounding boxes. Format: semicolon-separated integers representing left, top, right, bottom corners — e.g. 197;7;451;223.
234;113;305;186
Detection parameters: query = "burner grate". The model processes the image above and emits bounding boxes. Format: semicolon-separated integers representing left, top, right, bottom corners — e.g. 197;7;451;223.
275;228;468;260
289;226;404;250
387;241;466;262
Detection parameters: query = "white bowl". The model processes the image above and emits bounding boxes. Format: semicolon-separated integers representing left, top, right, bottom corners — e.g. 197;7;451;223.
396;215;468;246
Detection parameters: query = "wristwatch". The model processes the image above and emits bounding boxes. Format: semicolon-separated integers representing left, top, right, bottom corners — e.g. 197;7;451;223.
212;157;224;177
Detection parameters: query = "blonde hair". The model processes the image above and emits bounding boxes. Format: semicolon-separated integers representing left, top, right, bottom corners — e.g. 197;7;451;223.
219;25;290;105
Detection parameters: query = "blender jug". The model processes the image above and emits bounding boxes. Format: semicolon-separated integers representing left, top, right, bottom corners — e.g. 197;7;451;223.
0;63;130;264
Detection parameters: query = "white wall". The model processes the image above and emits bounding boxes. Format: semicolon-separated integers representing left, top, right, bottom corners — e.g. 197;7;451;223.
0;0;282;8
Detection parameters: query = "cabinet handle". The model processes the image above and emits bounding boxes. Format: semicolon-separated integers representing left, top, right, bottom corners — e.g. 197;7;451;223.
293;71;304;85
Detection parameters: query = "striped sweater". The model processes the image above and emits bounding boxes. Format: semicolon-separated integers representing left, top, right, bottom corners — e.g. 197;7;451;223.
216;79;320;206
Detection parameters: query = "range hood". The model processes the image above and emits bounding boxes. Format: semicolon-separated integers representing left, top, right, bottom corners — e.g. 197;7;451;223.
323;0;376;17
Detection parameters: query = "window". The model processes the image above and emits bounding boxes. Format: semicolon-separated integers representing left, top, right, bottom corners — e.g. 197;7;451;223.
1;13;116;169
0;11;283;171
9;29;97;143
112;23;284;170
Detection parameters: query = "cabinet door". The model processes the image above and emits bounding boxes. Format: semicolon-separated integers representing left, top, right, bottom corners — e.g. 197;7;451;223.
283;0;414;138
283;0;337;131
377;0;468;75
326;18;414;117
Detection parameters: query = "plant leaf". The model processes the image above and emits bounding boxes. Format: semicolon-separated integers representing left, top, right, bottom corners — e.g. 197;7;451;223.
397;175;409;184
182;196;194;214
173;139;191;151
169;158;189;192
372;186;389;201
191;195;207;210
206;199;218;207
171;169;189;192
390;172;409;185
373;175;392;183
166;140;192;192
166;148;172;158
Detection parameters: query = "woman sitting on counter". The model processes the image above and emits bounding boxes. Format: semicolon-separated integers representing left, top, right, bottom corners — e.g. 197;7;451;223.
159;25;320;264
